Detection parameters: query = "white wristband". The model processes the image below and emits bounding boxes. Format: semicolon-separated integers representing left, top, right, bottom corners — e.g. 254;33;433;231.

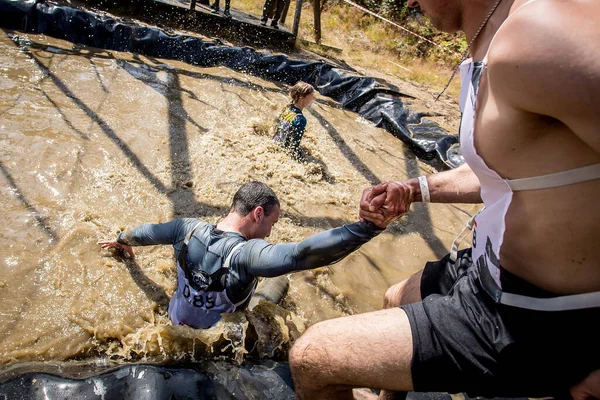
418;176;430;203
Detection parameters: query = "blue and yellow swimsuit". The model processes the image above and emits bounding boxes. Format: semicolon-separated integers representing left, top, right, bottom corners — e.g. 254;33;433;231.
273;105;307;159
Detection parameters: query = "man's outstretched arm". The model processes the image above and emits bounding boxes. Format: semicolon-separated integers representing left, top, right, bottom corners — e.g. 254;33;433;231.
236;220;384;278
98;218;198;257
115;219;193;246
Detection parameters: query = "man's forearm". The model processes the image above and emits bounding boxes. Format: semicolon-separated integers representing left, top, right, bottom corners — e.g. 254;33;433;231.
116;219;185;247
295;221;384;268
410;163;482;204
242;221;383;277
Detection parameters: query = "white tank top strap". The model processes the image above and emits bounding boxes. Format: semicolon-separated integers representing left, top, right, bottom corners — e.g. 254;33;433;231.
450;214;478;262
508;163;600;191
482;0;544;63
500;290;600;311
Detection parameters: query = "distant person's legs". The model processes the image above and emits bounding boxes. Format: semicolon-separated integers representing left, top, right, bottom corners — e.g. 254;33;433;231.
260;0;275;25
211;0;231;17
211;0;231;16
223;0;231;18
270;0;286;28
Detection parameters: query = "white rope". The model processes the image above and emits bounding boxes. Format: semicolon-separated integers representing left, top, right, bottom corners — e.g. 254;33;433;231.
339;0;461;56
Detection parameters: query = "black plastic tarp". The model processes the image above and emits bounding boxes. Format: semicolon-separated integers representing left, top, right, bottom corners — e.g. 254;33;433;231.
0;361;297;399
0;361;525;400
0;0;464;168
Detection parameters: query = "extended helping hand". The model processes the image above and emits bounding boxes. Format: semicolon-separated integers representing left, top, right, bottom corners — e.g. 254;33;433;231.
359;181;415;228
97;240;136;259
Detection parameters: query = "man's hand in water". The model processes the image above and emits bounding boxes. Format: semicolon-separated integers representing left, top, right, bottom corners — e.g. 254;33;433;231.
97;240;136;259
359;181;415;228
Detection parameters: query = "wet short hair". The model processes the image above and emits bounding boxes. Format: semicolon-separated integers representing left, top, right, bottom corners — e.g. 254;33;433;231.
230;181;280;216
290;81;315;104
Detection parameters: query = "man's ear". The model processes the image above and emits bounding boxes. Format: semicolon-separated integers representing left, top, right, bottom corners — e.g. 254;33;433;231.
252;206;264;222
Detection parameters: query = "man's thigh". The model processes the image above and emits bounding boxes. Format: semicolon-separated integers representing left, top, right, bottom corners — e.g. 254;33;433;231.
290;308;415;393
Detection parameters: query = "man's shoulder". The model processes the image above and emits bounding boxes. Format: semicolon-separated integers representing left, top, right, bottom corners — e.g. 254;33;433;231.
488;0;597;64
178;218;210;235
485;0;599;112
229;238;271;266
179;217;207;225
243;238;271;248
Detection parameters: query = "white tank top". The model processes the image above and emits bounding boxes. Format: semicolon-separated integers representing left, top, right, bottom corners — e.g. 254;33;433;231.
456;0;600;289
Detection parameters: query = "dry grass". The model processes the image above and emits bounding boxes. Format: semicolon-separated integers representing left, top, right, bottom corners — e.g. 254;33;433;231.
233;0;465;99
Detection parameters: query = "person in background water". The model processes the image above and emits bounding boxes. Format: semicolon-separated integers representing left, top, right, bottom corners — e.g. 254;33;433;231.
273;81;315;161
98;181;382;330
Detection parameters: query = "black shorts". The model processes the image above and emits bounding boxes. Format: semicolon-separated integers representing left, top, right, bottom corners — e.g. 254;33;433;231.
401;248;600;398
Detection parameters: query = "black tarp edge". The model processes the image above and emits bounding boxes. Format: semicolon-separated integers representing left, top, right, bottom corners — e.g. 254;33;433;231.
0;361;529;400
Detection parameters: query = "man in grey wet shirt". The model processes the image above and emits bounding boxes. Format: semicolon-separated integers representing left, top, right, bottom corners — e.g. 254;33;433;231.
99;181;382;329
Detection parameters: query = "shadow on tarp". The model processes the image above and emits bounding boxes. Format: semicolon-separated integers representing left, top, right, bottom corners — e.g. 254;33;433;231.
0;0;464;168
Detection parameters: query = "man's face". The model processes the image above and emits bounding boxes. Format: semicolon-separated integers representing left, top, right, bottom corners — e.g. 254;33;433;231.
255;204;280;239
407;0;460;33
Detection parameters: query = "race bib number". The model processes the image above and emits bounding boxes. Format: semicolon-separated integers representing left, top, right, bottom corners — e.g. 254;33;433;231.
182;284;216;309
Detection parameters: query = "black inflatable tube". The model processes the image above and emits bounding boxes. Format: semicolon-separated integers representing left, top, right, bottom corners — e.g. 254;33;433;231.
0;0;464;168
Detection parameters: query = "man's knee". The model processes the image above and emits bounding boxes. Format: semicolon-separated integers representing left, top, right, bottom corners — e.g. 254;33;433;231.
289;324;332;391
290;324;326;373
383;271;423;308
383;282;404;308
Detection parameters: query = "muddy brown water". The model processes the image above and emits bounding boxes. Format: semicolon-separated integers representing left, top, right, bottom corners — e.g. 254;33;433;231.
0;30;480;366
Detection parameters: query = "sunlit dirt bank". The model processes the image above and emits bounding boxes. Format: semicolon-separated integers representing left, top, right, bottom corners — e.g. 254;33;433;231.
0;30;479;366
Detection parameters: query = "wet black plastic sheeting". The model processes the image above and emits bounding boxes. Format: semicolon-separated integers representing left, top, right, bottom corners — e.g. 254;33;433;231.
0;362;530;400
0;361;296;399
0;0;464;168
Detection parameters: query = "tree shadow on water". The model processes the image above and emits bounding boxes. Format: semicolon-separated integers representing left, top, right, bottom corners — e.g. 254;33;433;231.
0;161;58;244
306;107;381;186
302;152;336;184
123;258;171;313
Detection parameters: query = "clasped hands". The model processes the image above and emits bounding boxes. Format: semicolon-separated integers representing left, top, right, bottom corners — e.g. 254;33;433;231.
359;180;415;229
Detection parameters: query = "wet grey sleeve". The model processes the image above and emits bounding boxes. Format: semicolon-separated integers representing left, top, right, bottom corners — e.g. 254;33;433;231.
236;221;383;278
116;218;199;247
